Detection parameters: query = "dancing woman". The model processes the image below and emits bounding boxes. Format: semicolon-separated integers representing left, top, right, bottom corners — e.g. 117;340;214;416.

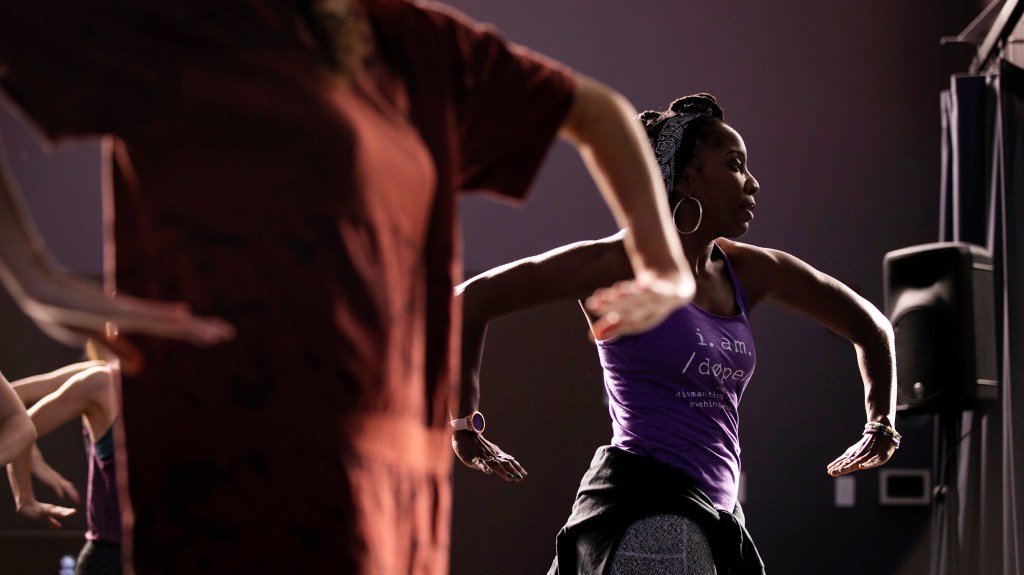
453;93;899;574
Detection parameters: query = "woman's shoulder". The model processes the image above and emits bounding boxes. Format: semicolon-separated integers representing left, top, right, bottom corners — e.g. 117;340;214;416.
715;239;803;307
716;238;798;267
717;238;771;266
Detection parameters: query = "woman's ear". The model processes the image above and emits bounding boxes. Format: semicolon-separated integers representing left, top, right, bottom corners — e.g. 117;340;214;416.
677;165;696;193
668;178;686;203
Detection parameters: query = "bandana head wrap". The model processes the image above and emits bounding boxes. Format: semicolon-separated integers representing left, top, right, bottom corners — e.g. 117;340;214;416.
645;108;717;197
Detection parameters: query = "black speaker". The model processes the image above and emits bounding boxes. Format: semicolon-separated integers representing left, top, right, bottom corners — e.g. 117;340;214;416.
883;242;998;413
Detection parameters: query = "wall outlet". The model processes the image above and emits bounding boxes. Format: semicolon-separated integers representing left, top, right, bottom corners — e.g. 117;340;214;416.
834;475;856;507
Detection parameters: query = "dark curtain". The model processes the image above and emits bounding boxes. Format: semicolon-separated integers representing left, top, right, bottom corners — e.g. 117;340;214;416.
937;59;1024;575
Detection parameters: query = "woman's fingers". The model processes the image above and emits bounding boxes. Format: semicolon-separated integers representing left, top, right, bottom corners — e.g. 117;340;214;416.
19;273;236;348
471;449;526;482
456;435;526;482
19;280;236;375
52;301;235;347
827;434;895;476
481;452;526;482
19;500;76;528
585;277;689;339
63;481;81;504
469;456;493;475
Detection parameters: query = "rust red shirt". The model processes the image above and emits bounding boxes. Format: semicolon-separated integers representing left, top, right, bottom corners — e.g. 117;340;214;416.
0;1;574;572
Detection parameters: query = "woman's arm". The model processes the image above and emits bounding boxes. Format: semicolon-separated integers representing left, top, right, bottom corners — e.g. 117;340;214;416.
6;447;75;528
454;234;632;480
30;443;80;505
725;240;898;475
10;361;104;405
3;370;78;528
5;366;114;527
559;74;695;340
0;372;35;466
9;364;97;503
22;366;115;439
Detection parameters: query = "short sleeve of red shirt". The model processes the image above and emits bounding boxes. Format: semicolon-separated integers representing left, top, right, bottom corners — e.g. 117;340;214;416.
2;2;576;204
0;4;170;141
371;0;576;202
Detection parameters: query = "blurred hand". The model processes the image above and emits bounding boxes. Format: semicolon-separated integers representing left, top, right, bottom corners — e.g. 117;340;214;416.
31;445;80;504
4;262;235;374
452;430;527;482
16;498;76;529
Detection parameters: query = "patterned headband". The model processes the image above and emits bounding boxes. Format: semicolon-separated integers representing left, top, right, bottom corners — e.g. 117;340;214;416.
646;109;715;196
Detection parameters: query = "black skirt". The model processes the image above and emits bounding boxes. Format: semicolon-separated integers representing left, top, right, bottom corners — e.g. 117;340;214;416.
548;446;766;575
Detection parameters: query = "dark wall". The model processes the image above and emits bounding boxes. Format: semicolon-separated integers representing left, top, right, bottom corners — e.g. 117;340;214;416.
0;1;984;574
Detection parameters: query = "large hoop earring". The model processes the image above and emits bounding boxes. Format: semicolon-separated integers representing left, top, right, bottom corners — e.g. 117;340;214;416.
672;196;702;235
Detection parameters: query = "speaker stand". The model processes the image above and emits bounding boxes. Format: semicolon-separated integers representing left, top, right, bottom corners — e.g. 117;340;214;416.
930;411;962;575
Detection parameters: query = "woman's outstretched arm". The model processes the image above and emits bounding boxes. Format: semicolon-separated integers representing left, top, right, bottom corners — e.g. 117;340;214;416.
6;365;117;528
454;235;632;480
0;372;35;466
724;240;898;476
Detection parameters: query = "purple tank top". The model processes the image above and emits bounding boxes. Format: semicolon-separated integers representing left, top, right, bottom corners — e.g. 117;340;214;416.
597;243;755;511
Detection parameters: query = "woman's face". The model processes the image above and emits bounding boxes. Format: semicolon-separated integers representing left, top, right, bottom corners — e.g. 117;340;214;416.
679;124;759;238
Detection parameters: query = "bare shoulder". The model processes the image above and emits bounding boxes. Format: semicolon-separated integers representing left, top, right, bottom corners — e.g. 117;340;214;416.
718;239;811;272
717;238;779;282
716;239;815;306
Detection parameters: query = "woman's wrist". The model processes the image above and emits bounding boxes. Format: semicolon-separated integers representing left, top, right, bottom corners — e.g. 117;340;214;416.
14;495;37;511
863;421;901;449
866;411;895;427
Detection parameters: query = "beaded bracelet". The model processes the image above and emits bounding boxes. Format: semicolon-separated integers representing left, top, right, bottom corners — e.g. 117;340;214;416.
863;422;901;449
